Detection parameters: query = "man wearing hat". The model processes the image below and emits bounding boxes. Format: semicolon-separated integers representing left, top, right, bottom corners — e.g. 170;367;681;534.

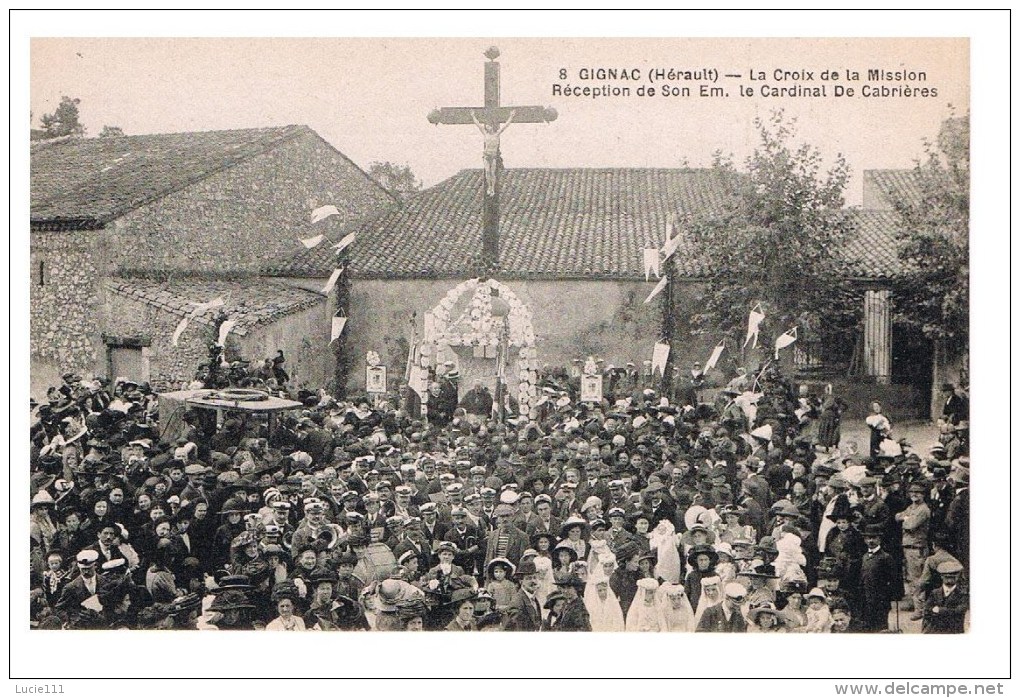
526;494;562;537
552;573;591;631
858;523;897;632
921;560;967;634
911;530;963;622
695;581;748;633
484;504;529;569
504;558;544;632
54;550;104;627
944;468;969;569
443;507;484;575
895;481;931;613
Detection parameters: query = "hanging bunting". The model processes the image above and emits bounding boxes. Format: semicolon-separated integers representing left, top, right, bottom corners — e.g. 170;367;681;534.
774;326;798;359
664;213;675;248
643;248;660;281
171;297;225;347
321;266;344;294
300;234;326;249
651;342;671;376
643;275;669;304
332;232;357;254
704;340;725;372
330;315;348;343
217;318;238;347
311;205;340;224
743;302;765;349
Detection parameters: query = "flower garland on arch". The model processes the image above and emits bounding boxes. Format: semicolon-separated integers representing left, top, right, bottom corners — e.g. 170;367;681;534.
426;278;538;416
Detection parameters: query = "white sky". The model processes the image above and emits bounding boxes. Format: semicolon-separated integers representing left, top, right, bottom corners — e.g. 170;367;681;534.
30;35;968;205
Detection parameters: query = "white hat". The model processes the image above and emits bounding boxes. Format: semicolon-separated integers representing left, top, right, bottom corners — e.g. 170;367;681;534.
724;582;748;599
636;577;660;590
76;550;100;565
806;587;827;600
750;425;773;441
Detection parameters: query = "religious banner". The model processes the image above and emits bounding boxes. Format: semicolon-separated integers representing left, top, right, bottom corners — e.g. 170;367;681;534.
580;373;603;403
171;296;225;347
216;318;237;347
366;365;387;394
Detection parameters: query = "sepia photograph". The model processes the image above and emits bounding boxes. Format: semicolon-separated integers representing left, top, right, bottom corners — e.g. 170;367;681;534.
11;9;1011;688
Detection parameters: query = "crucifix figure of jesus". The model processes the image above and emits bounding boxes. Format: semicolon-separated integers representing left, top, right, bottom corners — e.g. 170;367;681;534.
428;46;556;271
472;108;516;196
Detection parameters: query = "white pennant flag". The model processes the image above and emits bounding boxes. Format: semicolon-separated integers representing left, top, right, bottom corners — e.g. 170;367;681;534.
643;248;660;281
330;316;347;343
300;234;326;249
704;341;725;372
661;232;682;262
171;297;225;347
332;232;356;254
743;303;765;349
774;326;798;359
321;266;344;294
651;342;671;376
311;205;340;224
217;318;238;347
643;275;669;304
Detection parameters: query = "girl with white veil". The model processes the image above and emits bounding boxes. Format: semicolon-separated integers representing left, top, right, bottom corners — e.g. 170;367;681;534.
655;582;695;632
531;555;556;613
584;550;625;632
691;575;723;629
625;578;663;631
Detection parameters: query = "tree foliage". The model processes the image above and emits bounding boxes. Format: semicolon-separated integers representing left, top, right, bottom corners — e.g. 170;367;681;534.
889;112;969;358
99;125;126;138
368;161;422;200
688;111;859;365
39;96;86;138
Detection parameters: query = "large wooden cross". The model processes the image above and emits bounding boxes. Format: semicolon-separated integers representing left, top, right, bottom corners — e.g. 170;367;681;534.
428;46;556;272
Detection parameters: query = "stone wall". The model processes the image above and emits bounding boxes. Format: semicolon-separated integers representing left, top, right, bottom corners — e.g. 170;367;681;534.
102;285;330;392
343;278;722;392
108;129;394;275
236;300;332;391
29;230;108;397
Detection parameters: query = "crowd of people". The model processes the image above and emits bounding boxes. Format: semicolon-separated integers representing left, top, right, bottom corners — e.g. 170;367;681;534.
29;346;970;633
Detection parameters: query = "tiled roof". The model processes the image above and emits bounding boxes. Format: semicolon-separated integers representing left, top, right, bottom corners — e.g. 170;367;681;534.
271;168;907;281
105;278;325;336
31;126;311;226
841;210;907;279
273;168;733;279
865;169;923;208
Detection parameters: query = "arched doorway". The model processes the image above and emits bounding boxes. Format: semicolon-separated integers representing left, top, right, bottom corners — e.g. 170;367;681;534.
423;278;538;417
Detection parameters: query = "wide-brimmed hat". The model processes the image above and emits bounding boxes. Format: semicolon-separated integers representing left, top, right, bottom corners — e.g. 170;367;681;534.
486;557;516;577
739;563;778;579
531;531;559;549
553;572;585;589
747;602;786;626
448;588;477;606
559;516;590;539
514;558;539;577
552;541;579;562
209;589;255;612
543;591;568;610
686;544;719;568
826;499;854;522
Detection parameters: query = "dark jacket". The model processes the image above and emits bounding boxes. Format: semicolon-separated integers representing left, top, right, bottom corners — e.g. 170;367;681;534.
696;603;748;632
922;584;967;634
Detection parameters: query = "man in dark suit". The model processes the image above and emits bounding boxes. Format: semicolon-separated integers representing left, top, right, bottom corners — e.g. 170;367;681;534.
552;574;591;631
54;550;104;627
484;505;530;569
505;559;544;632
922;560;967;634
944;470;969;569
84;524;127;568
858;524;898;632
696;582;748;632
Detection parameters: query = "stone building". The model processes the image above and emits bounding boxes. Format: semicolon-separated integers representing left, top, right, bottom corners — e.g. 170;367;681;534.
30;125;397;396
271;167;937;418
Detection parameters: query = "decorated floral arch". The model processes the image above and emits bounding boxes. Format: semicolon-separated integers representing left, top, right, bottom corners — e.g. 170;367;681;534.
424;278;538;416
